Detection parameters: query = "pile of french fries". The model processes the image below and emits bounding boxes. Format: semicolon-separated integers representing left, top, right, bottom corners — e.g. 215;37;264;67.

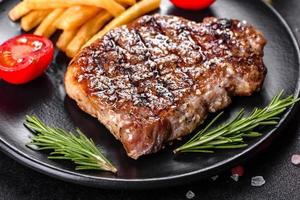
9;0;160;58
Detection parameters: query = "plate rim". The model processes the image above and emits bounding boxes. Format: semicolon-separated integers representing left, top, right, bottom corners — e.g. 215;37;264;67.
1;0;300;189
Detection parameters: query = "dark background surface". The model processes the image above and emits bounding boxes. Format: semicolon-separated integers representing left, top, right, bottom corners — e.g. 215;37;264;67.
1;0;300;199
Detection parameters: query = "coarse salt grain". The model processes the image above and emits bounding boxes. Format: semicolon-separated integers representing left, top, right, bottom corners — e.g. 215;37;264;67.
186;190;195;199
211;175;219;181
251;176;265;187
291;154;300;165
231;174;239;182
231;165;245;177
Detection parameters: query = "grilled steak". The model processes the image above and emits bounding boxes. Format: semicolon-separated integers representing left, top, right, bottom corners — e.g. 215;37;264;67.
65;14;267;159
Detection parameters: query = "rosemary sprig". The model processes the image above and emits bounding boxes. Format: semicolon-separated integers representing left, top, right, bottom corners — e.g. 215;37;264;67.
174;91;299;154
24;116;117;173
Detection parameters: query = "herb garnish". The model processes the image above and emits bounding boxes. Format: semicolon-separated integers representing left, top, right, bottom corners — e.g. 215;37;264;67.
174;91;299;154
24;116;117;173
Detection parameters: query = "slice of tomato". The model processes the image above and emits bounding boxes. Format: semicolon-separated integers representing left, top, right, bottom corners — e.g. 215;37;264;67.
170;0;215;10
0;34;54;84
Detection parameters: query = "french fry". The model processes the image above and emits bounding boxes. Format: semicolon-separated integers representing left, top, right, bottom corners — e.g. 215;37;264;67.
85;0;160;47
55;6;100;30
34;8;65;38
65;11;112;57
9;1;31;21
56;29;78;52
24;0;125;17
117;0;136;6
20;10;51;31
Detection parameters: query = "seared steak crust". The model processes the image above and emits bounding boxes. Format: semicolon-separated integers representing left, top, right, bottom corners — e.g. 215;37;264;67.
65;15;267;159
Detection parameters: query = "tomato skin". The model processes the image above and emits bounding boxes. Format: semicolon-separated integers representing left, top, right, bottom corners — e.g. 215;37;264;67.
0;52;53;84
0;34;54;84
170;0;215;10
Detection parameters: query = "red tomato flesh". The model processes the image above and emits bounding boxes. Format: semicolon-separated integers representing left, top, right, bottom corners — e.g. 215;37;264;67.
170;0;215;10
0;34;54;84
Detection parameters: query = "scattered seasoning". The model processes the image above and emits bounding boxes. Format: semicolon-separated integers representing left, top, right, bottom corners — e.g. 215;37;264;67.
231;165;245;177
291;154;300;165
76;15;241;111
251;176;266;187
186;190;195;199
211;175;219;181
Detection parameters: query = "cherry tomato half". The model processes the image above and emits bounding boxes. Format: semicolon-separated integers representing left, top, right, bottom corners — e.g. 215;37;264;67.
0;34;54;84
170;0;215;10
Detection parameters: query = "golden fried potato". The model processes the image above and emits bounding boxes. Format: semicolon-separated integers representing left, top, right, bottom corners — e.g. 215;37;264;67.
56;29;78;52
34;8;65;38
21;10;51;31
55;6;100;30
24;0;125;17
65;11;112;57
9;1;31;21
85;0;160;46
116;0;136;6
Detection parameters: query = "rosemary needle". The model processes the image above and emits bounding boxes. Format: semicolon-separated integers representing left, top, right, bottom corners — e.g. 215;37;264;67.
24;116;117;173
174;91;300;154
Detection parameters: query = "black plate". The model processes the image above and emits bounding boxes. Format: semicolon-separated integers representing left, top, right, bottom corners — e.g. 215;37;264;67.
0;0;299;189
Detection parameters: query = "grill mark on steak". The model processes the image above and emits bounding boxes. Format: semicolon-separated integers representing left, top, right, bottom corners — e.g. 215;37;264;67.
76;16;239;111
134;20;179;107
147;17;203;88
66;14;267;159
